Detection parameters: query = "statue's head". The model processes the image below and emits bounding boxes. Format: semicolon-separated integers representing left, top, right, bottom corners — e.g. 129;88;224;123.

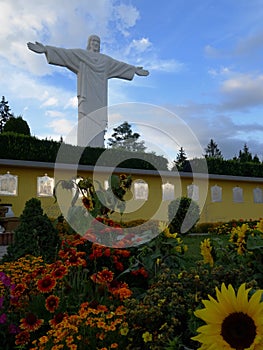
87;35;100;52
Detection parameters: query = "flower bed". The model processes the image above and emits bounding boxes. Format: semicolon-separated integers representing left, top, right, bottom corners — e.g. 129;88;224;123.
1;175;263;349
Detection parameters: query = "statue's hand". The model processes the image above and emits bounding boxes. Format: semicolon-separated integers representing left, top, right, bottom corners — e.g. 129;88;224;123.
27;41;47;54
135;67;149;76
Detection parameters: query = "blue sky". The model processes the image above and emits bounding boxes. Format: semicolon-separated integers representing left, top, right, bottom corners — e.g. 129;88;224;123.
1;0;263;162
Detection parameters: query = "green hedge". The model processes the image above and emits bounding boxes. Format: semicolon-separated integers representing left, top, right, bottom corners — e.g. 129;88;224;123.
182;157;263;177
0;133;168;170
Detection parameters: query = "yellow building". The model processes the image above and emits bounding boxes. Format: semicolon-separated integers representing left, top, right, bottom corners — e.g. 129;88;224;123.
0;158;263;225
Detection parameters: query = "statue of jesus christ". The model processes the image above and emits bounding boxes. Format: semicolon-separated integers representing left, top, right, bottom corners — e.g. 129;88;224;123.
27;35;149;147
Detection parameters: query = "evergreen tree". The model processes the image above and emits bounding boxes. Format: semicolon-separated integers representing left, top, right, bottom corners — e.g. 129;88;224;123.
107;121;146;152
253;154;260;163
3;116;31;136
0;96;13;132
204;139;223;159
238;143;253;162
172;147;187;171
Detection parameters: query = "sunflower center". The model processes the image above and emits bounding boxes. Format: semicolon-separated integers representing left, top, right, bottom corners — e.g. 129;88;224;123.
221;312;256;348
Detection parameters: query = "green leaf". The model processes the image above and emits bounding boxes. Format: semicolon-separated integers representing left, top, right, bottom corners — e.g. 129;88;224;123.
247;235;263;250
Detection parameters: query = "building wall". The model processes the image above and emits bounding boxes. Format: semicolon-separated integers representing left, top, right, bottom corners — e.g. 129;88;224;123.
0;159;263;224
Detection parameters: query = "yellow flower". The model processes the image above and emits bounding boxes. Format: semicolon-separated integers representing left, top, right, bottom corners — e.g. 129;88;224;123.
120;326;129;336
142;331;152;343
158;298;166;307
230;223;250;255
178;272;183;279
200;238;214;267
192;283;263;350
256;219;263;233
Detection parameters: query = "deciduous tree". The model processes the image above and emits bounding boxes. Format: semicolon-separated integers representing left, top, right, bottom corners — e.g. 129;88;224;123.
107;121;146;152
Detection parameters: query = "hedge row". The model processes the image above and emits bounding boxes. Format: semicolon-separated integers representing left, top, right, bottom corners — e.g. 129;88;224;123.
182;157;263;177
0;133;169;170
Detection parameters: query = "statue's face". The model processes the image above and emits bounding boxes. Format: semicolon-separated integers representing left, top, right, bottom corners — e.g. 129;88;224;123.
89;37;100;52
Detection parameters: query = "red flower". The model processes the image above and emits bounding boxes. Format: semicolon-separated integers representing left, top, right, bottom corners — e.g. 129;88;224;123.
20;313;43;332
37;275;56;293
49;312;67;327
45;295;60;313
12;283;26;296
66;252;87;267
51;266;68;279
114;262;124;271
103;248;111;257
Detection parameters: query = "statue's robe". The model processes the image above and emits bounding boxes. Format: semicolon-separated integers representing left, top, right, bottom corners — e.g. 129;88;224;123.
45;46;136;147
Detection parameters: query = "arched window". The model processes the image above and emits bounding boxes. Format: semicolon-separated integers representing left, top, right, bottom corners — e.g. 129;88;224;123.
0;171;18;196
233;186;243;203
187;184;199;201
134;180;148;200
162;182;175;201
253;187;263;203
211;185;222;202
37;174;54;197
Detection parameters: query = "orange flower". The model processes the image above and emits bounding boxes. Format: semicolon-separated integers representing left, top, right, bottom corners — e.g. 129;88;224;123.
20;312;43;332
45;295;60;313
15;330;30;345
109;282;132;300
111;343;119;348
37;275;56;293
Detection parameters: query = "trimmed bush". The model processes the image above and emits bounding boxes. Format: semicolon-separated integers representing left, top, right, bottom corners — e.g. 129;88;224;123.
168;197;200;235
3;198;61;262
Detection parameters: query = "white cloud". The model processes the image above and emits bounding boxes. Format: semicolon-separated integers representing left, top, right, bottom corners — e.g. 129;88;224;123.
64;96;78;109
41;97;58;107
45;110;65;118
147;58;184;73
113;4;140;36
48;118;73;135
219;73;263;110
126;37;152;55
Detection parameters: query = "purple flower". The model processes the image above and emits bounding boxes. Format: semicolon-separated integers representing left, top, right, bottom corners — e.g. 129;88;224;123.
0;297;4;308
0;272;11;287
8;323;20;334
0;313;7;324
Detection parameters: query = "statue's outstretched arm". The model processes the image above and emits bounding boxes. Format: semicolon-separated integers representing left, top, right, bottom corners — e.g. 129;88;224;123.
135;66;149;76
27;41;47;54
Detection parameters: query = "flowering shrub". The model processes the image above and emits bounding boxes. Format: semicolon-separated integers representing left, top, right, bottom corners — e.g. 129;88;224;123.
0;236;134;349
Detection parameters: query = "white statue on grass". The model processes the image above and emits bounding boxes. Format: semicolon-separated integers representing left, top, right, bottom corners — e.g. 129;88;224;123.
27;35;149;147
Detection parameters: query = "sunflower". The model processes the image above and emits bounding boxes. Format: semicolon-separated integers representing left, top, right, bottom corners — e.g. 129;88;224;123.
192;283;263;350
